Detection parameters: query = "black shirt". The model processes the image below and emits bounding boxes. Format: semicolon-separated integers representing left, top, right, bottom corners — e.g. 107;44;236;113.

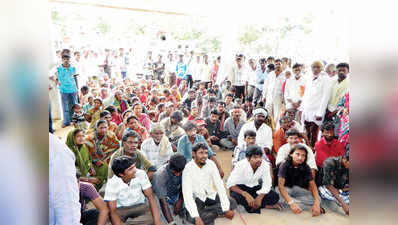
278;160;313;189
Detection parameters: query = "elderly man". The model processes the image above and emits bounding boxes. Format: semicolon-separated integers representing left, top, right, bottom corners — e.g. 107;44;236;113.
140;123;174;170
300;61;332;148
160;110;185;151
262;59;286;123
238;108;273;157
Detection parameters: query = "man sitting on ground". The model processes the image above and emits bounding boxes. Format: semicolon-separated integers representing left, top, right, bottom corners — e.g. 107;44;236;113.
314;122;345;168
318;150;349;215
182;143;236;225
227;145;282;214
232;130;268;169
177;121;225;178
77;171;109;225
140;123;174;169
104;156;161;225
152;154;187;224
277;144;324;217
224;106;245;149
108;131;156;181
205;109;232;150
275;128;317;178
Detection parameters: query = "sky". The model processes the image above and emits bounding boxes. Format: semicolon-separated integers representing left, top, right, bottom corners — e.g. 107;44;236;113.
50;0;350;62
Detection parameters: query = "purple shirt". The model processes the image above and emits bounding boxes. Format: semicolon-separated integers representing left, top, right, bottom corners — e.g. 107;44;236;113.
79;182;100;212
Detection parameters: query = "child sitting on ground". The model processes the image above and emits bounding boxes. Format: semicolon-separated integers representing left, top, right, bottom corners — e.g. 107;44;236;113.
72;104;88;130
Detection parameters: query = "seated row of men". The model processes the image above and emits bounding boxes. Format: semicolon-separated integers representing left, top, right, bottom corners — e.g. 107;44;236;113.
77;126;349;225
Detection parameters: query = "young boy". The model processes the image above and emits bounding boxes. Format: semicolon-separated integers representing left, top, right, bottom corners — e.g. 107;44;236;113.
232;130;267;168
72;104;88;130
104;156;161;225
83;95;94;113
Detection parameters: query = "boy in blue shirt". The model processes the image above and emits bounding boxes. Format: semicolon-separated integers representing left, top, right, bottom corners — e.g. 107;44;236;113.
175;54;187;87
56;49;78;127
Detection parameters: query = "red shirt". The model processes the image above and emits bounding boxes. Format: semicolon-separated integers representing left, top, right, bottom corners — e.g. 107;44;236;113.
315;137;345;167
187;115;195;121
111;113;123;125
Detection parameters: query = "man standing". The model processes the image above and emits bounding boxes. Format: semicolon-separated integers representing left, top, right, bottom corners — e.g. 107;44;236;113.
152;154;187;224
49;133;82;225
263;59;286;123
284;63;306;117
228;54;247;100
325;63;349;134
253;58;268;105
176;54;187;87
227;145;281;214
182;143;236;225
246;58;257;100
56;49;78;128
238;108;273;157
300;61;331;148
144;51;154;80
153;54;166;84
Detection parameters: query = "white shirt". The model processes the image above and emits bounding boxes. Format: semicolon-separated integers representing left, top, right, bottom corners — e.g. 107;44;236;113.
49;133;82;225
300;73;331;125
226;158;272;195
104;169;151;208
263;70;286;106
200;63;212;82
140;138;174;169
248;67;257;86
182;160;230;218
284;75;306;109
187;61;201;81
275;143;317;170
237;121;273;151
229;64;248;86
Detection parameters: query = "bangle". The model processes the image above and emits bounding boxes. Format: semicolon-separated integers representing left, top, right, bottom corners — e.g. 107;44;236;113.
288;200;295;205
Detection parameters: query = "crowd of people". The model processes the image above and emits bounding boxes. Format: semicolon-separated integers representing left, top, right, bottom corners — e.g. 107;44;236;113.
49;46;350;225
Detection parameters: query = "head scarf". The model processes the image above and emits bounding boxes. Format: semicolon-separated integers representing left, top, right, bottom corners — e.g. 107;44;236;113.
66;129;92;176
94;120;107;155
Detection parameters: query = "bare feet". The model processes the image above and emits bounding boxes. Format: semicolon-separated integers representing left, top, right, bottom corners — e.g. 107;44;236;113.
266;203;283;211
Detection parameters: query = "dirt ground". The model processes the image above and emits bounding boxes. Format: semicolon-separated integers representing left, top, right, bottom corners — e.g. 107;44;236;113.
53;120;349;225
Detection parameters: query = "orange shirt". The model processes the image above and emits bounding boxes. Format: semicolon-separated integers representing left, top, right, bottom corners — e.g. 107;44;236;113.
273;128;287;153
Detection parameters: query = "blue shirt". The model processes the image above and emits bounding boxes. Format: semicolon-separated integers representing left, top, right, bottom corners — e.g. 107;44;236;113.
256;68;268;91
176;62;187;79
57;65;77;93
152;164;182;205
177;134;215;161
